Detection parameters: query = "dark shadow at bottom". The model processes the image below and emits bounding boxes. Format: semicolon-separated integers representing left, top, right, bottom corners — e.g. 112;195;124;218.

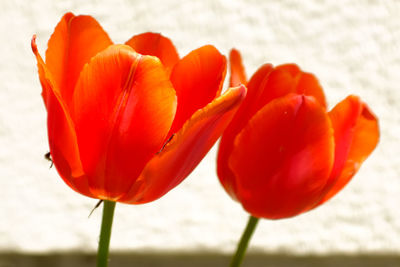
0;252;399;267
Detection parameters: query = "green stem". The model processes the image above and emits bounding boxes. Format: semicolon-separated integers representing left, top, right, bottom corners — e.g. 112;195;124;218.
97;200;116;267
230;215;259;267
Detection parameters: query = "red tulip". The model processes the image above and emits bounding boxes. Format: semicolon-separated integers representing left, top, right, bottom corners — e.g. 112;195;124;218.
32;13;246;204
217;49;379;219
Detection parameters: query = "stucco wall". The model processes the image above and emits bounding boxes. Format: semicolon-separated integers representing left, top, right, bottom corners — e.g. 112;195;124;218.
0;0;399;256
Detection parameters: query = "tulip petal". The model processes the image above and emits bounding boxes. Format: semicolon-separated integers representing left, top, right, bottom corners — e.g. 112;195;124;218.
119;85;247;204
218;64;273;199
125;32;179;76
72;45;177;200
317;96;379;204
229;94;334;219
45;12;112;107
274;64;301;76
229;49;247;87
32;36;93;198
296;72;327;108
168;45;227;135
323;96;363;191
253;64;326;113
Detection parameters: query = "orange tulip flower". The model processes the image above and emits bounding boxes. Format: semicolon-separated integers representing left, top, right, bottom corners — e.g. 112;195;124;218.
32;13;246;204
217;49;379;219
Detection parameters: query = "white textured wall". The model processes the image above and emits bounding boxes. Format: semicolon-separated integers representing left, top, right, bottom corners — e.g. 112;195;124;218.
0;0;399;255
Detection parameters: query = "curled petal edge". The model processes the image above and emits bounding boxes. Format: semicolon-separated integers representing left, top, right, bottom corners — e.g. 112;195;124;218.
32;35;93;198
229;48;247;87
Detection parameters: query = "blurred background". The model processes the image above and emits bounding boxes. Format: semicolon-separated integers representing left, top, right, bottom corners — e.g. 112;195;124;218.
0;0;399;266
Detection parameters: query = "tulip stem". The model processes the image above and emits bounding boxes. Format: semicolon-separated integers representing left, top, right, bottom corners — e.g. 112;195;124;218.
97;200;116;267
230;215;259;267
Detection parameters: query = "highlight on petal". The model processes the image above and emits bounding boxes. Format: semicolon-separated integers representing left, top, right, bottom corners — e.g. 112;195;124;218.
125;32;179;76
168;45;227;135
316;96;379;205
229;94;334;219
119;85;247;204
71;45;177;200
229;49;247;87
45;12;112;106
31;35;93;198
